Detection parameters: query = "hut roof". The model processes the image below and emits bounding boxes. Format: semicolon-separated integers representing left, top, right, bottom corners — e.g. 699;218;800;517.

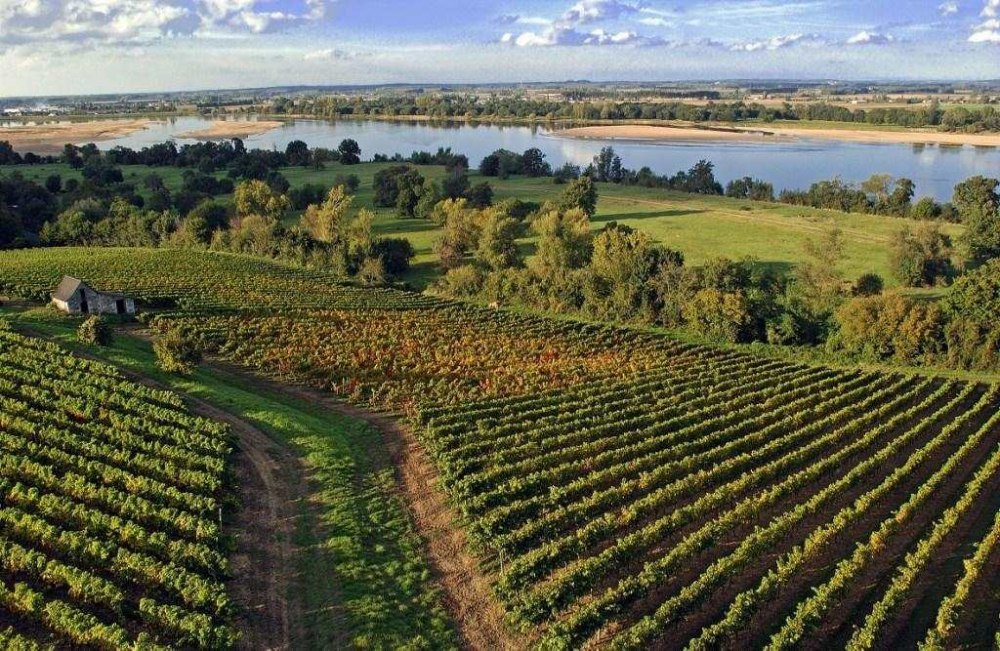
52;276;85;302
51;276;130;301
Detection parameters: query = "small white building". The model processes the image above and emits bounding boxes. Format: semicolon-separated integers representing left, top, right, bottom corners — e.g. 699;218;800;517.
51;276;136;316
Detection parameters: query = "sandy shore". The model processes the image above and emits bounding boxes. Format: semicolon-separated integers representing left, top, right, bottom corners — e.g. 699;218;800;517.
557;123;1000;147
0;119;154;154
557;124;779;142
176;120;283;140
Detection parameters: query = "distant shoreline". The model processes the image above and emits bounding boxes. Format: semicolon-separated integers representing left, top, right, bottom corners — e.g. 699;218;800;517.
555;123;1000;147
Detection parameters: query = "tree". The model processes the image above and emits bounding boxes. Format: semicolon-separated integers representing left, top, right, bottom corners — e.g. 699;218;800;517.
394;169;428;218
371;238;416;276
785;228;846;342
284;140;311;167
0;203;22;249
890;223;953;287
953;176;1000;265
910;196;940;221
153;329;202;375
725;177;774;201
77;316;112;346
332;174;360;193
832;293;945;363
887;178;915;216
434;202;480;270
559;175;598;217
592;147;623;183
441;170;470;200
372;166;412;207
584;224;665;320
477;208;522;270
521;148;551;177
234;179;289;220
945;258;1000;328
861;173;894;204
466;182;493;209
356;257;387;286
682;288;752;343
530;208;592;277
338;139;361;165
188;200;229;232
301;185;353;243
44;175;62;194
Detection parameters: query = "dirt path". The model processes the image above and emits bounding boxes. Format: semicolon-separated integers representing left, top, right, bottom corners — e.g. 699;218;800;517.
23;326;304;651
189;391;304;651
204;358;521;651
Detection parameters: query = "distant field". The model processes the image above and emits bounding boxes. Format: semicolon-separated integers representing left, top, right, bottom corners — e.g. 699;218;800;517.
2;161;964;290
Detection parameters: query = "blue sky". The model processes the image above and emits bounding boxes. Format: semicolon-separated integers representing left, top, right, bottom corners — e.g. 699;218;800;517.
0;0;998;96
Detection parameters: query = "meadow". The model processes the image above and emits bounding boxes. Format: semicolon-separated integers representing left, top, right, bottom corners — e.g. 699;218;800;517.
4;161;961;291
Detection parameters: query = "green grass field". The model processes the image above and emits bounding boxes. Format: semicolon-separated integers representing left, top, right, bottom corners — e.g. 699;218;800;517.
4;161;963;291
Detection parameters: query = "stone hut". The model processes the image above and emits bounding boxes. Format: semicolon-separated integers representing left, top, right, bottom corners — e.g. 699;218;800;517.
51;276;136;316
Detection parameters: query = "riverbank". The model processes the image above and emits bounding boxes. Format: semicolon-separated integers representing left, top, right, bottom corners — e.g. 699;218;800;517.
556;123;1000;147
175;119;284;140
0;119;154;154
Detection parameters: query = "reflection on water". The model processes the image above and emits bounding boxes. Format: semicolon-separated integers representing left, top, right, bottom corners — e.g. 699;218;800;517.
17;116;1000;202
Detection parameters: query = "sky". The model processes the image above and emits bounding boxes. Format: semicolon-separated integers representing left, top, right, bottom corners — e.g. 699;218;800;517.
0;0;998;97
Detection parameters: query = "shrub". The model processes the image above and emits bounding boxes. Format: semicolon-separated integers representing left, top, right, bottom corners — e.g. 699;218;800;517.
682;288;752;343
434;265;485;298
852;273;884;296
153;329;202;375
77;316;112;346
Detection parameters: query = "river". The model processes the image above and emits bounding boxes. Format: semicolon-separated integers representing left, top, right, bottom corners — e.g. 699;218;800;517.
35;116;1000;202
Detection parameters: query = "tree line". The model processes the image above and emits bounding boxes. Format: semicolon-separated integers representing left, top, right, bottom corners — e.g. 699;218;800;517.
263;94;999;132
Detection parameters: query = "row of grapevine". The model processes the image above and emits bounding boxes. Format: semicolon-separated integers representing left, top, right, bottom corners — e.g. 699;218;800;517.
0;326;236;649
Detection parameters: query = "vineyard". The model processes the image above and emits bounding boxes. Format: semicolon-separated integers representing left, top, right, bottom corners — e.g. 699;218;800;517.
1;247;998;648
0;324;235;649
416;362;1000;648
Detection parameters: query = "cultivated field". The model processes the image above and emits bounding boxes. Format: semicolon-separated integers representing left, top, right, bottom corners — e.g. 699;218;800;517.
0;325;235;648
0;247;997;648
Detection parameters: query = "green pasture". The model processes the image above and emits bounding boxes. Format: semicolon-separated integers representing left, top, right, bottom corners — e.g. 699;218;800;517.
2;160;965;291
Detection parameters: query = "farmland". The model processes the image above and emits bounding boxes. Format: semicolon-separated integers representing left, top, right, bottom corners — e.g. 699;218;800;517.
0;323;235;648
0;246;998;648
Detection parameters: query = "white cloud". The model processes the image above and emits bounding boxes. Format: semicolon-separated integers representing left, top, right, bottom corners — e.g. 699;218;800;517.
846;30;894;45
0;0;335;49
730;33;814;51
499;0;667;47
559;0;637;26
302;47;358;61
638;17;674;27
516;16;554;26
938;1;959;15
969;0;1000;42
585;28;638;44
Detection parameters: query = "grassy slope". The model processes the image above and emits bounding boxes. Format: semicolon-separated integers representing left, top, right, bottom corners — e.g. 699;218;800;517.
2;306;457;650
4;161;964;291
